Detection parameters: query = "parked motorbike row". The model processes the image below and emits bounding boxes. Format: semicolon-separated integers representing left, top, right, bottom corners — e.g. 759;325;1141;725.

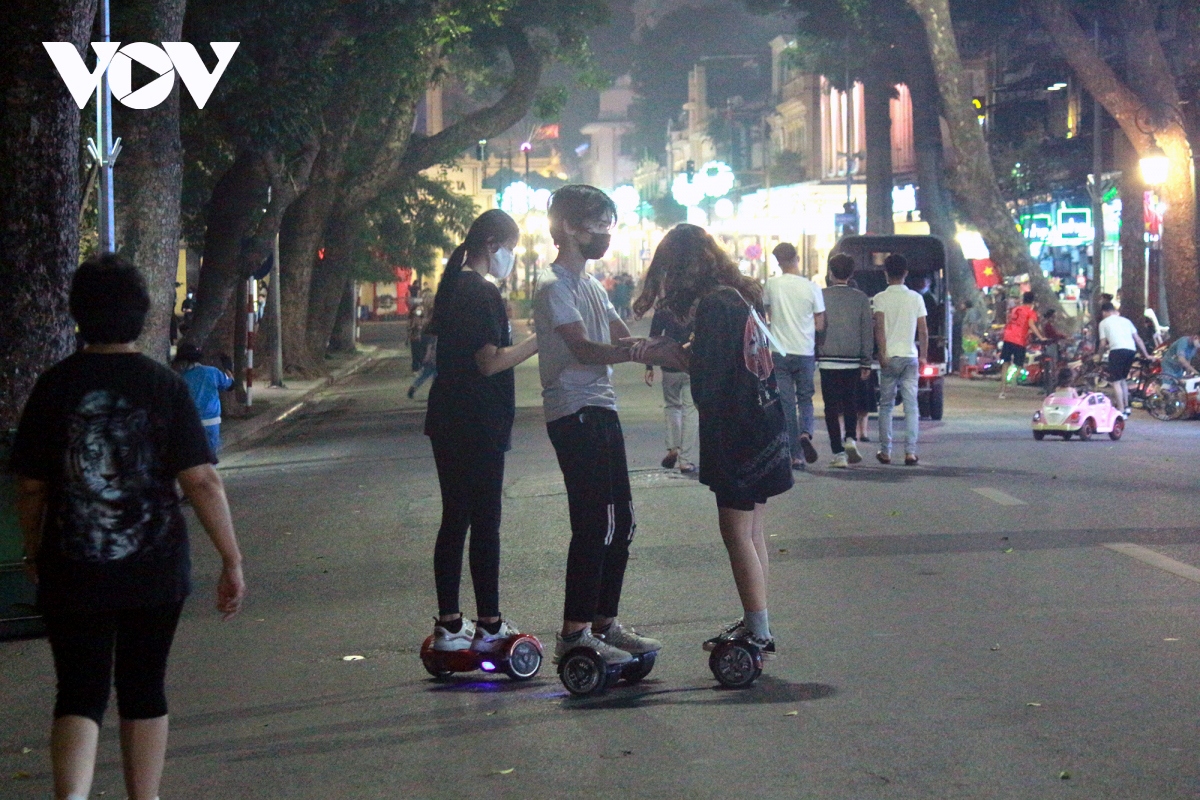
969;332;1200;421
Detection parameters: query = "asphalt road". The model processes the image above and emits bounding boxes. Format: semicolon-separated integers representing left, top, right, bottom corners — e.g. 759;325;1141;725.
3;320;1200;799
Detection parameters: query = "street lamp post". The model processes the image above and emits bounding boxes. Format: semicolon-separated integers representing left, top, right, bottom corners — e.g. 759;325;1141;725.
93;0;120;252
521;141;532;183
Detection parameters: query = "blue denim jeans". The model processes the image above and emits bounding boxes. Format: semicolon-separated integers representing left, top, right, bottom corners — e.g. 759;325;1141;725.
878;357;919;456
774;353;816;452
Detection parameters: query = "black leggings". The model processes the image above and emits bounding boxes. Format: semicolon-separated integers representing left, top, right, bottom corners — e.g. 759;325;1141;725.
546;407;635;624
44;601;184;726
431;436;505;619
820;369;861;455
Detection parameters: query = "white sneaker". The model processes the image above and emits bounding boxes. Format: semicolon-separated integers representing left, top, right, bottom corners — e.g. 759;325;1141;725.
432;618;476;652
471;620;520;653
843;437;862;464
554;628;633;665
830;452;849;469
594;620;663;655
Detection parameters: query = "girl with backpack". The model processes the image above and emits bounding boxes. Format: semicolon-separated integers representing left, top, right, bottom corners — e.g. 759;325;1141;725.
630;224;792;655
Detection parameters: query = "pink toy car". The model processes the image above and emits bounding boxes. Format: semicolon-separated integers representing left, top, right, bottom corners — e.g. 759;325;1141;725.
1032;390;1125;441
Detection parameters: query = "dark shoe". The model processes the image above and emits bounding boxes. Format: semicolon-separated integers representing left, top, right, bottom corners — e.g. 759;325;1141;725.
679;462;698;475
859;435;871;443
876;451;891;465
661;450;678;469
406;386;416;399
791;459;805;471
904;454;919;466
799;435;819;464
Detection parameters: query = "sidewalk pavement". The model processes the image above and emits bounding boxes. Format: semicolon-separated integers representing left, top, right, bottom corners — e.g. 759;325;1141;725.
218;344;390;453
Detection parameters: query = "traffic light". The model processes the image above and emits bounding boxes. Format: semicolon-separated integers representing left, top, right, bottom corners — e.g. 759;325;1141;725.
686;160;695;183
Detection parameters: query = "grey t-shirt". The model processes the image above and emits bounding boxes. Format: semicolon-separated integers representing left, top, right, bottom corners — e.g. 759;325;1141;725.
533;262;621;422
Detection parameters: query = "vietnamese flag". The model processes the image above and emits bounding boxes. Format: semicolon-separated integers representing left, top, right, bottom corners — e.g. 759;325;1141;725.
972;258;1000;289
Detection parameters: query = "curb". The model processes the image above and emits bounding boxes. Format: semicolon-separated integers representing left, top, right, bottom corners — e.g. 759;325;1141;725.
220;347;388;452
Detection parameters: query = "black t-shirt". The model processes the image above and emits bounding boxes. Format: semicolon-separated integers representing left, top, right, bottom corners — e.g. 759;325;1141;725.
9;352;214;612
649;309;693;374
424;270;516;451
690;287;792;498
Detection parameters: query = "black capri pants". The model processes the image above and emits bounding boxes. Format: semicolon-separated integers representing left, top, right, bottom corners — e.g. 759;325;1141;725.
44;601;185;725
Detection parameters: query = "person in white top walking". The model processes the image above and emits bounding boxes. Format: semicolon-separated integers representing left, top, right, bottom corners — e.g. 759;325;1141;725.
1097;301;1150;415
872;254;928;466
763;242;825;470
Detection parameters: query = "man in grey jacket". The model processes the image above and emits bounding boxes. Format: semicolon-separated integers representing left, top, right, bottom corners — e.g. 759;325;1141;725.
817;253;875;468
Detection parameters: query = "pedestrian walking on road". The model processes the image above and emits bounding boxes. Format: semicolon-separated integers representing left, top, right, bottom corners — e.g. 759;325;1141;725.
817;253;874;468
173;343;234;456
763;242;825;469
873;254;928;466
406;336;438;399
631;224;792;656
423;209;539;653
998;291;1043;399
645;306;697;473
533;185;663;668
1098;301;1151;416
10;254;245;800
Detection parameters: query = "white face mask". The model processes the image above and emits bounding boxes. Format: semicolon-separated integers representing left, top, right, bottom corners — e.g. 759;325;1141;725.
488;247;515;281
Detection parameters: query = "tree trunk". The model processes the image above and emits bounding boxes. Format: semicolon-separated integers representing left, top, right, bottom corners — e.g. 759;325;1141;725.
905;0;1061;315
906;31;986;341
328;279;356;353
305;212;355;361
181;149;269;354
278;177;337;375
0;0;98;428
1033;0;1200;336
1117;135;1145;329
113;0;187;364
864;69;895;236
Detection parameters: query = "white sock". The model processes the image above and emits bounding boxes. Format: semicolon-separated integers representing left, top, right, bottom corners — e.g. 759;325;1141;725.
745;609;770;640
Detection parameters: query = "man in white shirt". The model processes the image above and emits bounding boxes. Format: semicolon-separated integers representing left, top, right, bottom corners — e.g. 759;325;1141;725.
764;242;825;469
1097;301;1150;415
872;253;928;466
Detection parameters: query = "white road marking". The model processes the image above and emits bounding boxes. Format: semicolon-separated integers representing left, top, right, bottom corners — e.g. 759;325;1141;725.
1103;543;1200;585
972;487;1027;506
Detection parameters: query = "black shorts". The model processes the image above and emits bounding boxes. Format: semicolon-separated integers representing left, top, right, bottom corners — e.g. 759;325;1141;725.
712;486;769;512
1001;341;1027;366
856;369;878;413
1108;349;1136;381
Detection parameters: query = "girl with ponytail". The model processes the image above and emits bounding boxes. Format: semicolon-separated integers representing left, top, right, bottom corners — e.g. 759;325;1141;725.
422;209;540;653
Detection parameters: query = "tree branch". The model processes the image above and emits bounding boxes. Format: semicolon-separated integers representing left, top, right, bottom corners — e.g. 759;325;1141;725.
236;130;321;277
399;26;543;176
1030;0;1153;152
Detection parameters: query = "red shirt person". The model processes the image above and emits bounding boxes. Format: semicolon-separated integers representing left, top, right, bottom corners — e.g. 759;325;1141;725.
998;291;1043;398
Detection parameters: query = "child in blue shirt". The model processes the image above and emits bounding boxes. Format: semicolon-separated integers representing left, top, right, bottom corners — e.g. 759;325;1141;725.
173;344;234;455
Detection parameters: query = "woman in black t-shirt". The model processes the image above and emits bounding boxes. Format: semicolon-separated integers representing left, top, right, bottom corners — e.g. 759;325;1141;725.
10;255;245;800
631;224;792;655
423;210;538;653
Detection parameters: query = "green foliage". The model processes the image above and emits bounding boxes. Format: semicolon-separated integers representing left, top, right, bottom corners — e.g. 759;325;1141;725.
352;173;479;280
533;85;570;120
651;193;688;228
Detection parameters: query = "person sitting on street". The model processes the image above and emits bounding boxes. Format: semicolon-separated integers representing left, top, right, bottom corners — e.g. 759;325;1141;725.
1160;331;1200;380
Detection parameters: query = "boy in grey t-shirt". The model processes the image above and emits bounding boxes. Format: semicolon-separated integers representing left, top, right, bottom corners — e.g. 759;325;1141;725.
533;185;663;667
